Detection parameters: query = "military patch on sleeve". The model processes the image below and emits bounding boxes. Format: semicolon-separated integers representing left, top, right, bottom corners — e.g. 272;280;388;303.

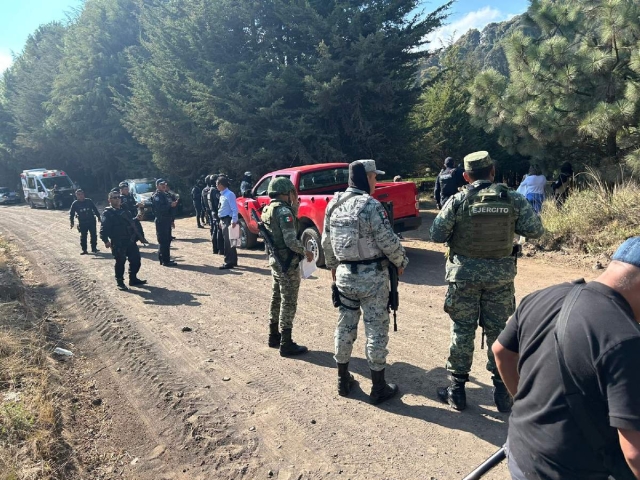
284;215;293;223
378;209;388;221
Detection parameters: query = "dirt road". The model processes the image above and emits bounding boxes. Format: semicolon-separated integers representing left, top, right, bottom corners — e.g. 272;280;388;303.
0;204;594;479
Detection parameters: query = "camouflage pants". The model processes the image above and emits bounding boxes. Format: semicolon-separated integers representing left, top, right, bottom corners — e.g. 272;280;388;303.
269;259;301;330
444;280;515;376
334;263;390;371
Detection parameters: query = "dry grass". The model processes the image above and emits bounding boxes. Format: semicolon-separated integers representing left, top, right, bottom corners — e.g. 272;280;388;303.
539;169;640;254
0;239;73;480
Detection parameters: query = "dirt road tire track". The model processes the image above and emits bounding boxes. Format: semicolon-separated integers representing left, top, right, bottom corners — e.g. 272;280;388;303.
0;205;594;479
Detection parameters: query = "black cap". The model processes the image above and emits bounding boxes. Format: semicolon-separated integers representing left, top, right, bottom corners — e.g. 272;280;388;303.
75;188;84;193
156;178;167;186
444;157;454;168
118;181;129;188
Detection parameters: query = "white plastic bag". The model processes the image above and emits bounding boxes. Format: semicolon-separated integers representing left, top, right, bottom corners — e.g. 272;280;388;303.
301;258;317;279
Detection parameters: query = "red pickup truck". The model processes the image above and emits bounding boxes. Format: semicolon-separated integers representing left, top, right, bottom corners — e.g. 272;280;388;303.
236;163;421;266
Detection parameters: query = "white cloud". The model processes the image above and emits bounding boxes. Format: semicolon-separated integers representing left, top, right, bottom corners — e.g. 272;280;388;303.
425;6;516;50
0;50;13;74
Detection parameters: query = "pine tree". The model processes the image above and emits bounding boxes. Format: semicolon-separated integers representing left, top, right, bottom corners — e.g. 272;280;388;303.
49;0;152;188
468;0;640;171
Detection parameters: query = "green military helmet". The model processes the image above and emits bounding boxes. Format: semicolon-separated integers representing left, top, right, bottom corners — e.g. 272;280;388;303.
268;177;295;196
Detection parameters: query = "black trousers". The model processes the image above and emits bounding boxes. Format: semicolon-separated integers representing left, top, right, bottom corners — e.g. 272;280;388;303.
210;214;222;254
79;220;97;251
155;218;173;263
194;203;203;226
220;216;238;266
112;242;141;280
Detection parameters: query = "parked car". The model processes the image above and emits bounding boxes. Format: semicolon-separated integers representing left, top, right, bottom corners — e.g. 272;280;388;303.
123;178;156;220
0;187;19;205
237;163;421;266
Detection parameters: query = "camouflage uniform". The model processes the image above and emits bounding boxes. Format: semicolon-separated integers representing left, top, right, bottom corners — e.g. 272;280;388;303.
321;187;409;371
262;199;305;330
430;153;545;379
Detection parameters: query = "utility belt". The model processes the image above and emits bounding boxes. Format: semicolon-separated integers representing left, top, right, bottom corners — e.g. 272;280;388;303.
339;256;385;274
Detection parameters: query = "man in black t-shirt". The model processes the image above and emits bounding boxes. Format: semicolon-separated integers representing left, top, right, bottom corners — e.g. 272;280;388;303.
493;237;640;479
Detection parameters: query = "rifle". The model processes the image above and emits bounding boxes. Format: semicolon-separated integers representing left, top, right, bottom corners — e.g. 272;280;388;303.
250;209;291;272
382;201;399;332
120;209;147;244
462;446;506;480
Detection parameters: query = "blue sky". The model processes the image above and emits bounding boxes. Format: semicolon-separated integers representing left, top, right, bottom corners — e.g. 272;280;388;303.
0;0;530;73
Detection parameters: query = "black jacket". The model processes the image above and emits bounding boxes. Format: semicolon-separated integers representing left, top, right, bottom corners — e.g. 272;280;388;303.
152;190;173;221
100;207;137;245
191;185;202;205
69;199;100;225
119;193;138;219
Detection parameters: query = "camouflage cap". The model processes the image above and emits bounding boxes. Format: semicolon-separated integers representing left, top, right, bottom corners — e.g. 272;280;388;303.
464;151;493;172
355;159;385;175
268;177;295;195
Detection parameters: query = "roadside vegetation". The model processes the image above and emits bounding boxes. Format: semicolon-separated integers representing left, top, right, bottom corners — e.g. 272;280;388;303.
0;239;73;480
540;173;640;254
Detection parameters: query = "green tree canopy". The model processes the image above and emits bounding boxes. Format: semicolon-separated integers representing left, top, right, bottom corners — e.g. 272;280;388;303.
125;0;450;180
468;0;640;172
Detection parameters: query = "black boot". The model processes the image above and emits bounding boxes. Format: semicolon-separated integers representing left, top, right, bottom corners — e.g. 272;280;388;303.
129;277;147;286
369;369;398;405
279;329;308;357
116;278;129;291
437;374;467;411
492;377;513;413
163;260;178;267
268;323;281;348
338;363;354;397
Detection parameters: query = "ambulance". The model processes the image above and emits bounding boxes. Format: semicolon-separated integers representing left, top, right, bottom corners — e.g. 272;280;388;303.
21;169;77;209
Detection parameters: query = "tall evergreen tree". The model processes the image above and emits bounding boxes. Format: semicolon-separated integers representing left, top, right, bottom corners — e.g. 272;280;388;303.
1;23;67;171
126;0;450;179
468;0;640;171
49;0;152;188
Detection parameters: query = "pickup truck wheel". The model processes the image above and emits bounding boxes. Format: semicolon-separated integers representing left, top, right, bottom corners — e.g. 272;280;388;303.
28;199;35;209
301;227;325;267
44;199;52;210
239;218;258;249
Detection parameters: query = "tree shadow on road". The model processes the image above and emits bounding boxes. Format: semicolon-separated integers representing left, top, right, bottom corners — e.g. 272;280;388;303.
130;284;209;306
296;350;507;447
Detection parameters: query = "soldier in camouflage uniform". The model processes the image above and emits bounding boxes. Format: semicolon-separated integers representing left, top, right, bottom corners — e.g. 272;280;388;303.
321;160;409;405
430;151;544;412
261;177;314;357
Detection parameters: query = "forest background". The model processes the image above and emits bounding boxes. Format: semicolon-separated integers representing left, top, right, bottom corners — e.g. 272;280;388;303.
0;0;639;194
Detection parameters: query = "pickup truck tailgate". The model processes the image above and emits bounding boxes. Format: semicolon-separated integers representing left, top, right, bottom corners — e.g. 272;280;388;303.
373;182;418;220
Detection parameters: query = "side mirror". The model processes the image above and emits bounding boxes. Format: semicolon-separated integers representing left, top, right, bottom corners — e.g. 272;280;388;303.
37;186;44;193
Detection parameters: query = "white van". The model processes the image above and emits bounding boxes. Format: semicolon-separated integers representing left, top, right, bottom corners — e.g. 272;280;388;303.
21;169;77;209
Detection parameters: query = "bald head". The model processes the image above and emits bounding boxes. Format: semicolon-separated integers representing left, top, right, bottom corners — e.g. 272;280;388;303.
596;260;640;321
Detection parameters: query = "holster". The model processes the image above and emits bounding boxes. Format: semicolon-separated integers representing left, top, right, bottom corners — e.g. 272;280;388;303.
331;282;341;308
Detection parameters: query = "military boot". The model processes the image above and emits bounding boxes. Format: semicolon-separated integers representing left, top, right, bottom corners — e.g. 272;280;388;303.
268;323;281;348
369;369;398;405
437;374;468;411
116;278;129;291
279;329;308;357
129;276;147;286
492;377;513;413
337;362;355;397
